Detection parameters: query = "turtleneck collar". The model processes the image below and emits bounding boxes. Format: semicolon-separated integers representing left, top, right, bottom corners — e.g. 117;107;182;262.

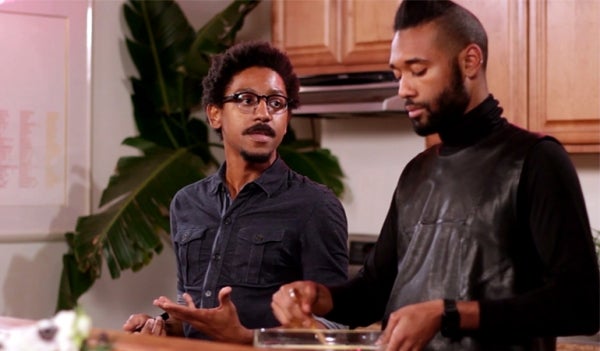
438;94;506;155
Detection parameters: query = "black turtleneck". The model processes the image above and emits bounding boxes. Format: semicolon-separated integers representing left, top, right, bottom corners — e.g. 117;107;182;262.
437;94;599;335
438;95;505;154
328;95;600;339
472;97;599;336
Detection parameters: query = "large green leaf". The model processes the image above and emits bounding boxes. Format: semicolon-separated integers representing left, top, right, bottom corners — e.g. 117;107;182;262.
56;234;96;311
279;143;345;197
76;144;206;276
278;124;345;197
124;0;198;148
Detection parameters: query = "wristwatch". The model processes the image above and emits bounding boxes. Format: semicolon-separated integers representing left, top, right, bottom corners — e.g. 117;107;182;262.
441;299;461;339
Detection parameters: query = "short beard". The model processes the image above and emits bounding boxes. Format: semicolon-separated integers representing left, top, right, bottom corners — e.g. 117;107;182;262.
239;123;277;164
411;60;470;136
240;150;272;164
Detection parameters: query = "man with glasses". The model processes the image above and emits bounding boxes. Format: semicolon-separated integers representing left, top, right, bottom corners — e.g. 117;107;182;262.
122;41;349;343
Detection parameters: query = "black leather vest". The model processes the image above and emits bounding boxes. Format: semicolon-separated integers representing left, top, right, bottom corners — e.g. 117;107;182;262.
385;123;555;351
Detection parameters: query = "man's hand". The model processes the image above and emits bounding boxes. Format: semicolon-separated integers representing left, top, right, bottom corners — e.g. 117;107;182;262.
153;287;253;344
271;281;333;328
122;313;167;336
378;299;443;351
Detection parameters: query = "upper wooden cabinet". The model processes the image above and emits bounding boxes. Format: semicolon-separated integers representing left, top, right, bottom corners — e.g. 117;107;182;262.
271;0;400;75
451;0;528;131
527;1;599;153
273;0;599;152
456;0;599;153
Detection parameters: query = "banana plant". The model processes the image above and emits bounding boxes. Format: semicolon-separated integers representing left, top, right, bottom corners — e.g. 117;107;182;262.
57;0;345;310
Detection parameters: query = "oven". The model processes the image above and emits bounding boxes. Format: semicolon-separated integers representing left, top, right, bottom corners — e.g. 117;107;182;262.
347;234;378;278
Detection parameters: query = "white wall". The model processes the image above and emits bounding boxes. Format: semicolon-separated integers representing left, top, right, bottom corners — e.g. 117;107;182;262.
0;0;598;332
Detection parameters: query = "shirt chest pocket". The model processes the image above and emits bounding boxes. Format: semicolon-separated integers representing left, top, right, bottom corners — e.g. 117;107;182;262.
233;228;285;285
174;228;211;287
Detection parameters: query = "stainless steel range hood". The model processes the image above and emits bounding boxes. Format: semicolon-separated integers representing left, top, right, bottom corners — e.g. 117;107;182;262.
293;71;406;118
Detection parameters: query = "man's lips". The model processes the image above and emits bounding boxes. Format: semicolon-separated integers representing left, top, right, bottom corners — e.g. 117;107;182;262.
247;133;273;143
404;104;424;119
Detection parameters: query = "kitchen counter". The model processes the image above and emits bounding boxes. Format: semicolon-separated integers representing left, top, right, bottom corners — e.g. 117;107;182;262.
87;328;263;351
0;316;259;351
85;329;600;351
557;335;600;351
1;316;598;350
557;344;599;351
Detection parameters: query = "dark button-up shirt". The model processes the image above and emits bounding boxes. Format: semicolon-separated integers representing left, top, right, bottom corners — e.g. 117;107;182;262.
170;157;349;339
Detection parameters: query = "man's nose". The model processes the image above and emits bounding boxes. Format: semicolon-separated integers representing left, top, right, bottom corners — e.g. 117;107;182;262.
253;98;272;120
397;77;415;98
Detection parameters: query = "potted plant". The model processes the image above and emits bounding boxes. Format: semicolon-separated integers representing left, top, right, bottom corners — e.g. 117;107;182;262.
56;0;344;311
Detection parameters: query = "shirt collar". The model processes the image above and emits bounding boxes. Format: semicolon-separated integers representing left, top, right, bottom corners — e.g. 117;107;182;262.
438;94;505;152
208;156;289;198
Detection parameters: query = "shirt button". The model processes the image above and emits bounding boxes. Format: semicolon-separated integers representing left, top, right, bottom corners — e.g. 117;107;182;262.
204;290;212;297
255;234;264;242
224;217;231;225
212;254;220;261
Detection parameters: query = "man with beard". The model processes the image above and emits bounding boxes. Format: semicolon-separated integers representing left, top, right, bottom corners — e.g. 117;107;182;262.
271;1;599;351
122;41;349;344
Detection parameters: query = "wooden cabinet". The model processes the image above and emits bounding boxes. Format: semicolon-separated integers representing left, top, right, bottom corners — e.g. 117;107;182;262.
273;0;600;152
271;0;400;75
436;0;600;153
460;0;600;153
457;0;600;153
527;0;599;153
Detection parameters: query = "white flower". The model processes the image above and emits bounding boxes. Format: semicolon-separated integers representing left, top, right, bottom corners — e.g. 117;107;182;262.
0;309;91;351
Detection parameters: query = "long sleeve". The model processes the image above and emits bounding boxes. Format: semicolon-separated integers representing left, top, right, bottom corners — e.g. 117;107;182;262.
479;140;600;336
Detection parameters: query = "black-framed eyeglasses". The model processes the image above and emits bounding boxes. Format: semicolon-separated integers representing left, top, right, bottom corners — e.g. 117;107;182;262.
222;91;291;115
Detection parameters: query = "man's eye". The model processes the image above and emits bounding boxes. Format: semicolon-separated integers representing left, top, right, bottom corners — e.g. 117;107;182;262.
238;94;257;105
269;98;285;109
412;69;426;77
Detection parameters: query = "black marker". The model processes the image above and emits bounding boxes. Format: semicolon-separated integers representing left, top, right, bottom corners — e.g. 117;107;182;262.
134;312;169;332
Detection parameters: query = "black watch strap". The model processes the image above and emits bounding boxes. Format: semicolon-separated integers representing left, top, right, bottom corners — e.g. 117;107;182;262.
441;299;461;339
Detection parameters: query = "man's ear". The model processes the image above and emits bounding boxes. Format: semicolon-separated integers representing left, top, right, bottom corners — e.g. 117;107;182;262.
460;44;484;79
206;104;222;129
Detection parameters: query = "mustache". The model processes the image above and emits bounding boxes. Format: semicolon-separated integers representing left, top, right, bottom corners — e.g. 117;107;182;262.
242;123;276;137
405;98;418;107
405;98;427;110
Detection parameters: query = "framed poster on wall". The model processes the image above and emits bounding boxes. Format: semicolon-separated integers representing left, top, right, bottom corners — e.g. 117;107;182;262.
0;0;91;241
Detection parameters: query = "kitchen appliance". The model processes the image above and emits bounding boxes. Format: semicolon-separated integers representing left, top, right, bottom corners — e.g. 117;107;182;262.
348;234;378;278
293;70;406;118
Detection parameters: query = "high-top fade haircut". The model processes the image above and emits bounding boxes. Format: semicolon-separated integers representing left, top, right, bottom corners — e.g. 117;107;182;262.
394;0;488;69
202;41;300;111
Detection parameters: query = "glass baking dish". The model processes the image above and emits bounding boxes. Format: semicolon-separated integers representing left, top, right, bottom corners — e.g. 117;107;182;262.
253;328;384;350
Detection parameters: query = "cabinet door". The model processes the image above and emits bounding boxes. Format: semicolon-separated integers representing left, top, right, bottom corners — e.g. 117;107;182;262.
453;0;528;128
272;0;399;75
529;0;599;153
272;0;339;72
338;0;399;67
